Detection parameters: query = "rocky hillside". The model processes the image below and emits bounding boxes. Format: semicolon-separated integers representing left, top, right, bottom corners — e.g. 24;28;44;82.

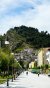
3;25;50;52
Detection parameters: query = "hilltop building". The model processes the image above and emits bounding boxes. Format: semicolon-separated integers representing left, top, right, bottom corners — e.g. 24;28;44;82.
46;51;50;64
29;59;37;68
38;48;50;66
29;62;35;68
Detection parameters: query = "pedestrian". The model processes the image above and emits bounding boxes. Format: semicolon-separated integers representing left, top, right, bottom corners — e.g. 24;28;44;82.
26;71;28;75
38;73;39;77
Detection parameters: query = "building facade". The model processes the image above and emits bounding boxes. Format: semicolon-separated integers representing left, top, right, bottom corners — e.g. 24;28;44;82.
38;48;50;67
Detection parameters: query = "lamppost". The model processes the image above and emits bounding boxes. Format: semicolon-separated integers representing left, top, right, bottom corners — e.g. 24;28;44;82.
5;40;9;86
11;53;14;82
11;53;16;81
14;58;16;80
0;41;1;48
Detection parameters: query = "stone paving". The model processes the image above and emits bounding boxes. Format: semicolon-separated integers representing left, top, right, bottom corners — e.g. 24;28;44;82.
0;71;50;88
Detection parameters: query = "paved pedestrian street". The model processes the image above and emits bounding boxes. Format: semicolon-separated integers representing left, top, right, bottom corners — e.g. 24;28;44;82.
0;71;50;88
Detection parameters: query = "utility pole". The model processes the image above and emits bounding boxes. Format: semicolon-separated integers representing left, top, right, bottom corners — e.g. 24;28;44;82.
5;40;9;86
0;41;1;48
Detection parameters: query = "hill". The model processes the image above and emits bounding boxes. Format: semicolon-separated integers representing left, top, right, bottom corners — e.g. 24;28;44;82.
1;25;50;52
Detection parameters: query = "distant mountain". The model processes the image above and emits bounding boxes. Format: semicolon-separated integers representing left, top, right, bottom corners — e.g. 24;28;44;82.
2;25;50;52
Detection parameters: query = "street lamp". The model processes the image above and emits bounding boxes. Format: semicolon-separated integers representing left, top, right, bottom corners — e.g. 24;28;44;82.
5;40;9;86
11;53;14;82
5;41;9;45
11;53;16;81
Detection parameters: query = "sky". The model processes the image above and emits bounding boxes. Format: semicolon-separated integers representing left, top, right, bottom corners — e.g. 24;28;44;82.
0;0;50;35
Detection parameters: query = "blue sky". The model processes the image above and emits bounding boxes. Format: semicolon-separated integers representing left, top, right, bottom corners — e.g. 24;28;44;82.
0;0;50;35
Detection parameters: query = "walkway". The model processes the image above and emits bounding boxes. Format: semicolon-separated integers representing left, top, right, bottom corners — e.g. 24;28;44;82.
0;71;50;88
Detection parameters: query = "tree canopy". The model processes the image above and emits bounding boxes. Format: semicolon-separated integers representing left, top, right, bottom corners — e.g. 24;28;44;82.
3;25;50;51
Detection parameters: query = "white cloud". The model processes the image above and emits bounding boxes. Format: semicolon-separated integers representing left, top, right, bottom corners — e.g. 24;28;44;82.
0;0;50;35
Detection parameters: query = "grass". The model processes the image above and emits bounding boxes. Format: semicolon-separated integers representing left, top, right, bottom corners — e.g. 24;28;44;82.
0;75;12;84
0;76;6;84
0;79;6;84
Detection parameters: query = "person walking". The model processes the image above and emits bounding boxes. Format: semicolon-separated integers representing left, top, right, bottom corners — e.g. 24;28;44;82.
26;71;28;75
38;73;39;77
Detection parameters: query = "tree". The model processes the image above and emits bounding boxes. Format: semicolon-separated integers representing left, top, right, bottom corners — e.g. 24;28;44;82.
0;51;9;74
44;64;49;70
18;60;24;69
4;25;50;51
